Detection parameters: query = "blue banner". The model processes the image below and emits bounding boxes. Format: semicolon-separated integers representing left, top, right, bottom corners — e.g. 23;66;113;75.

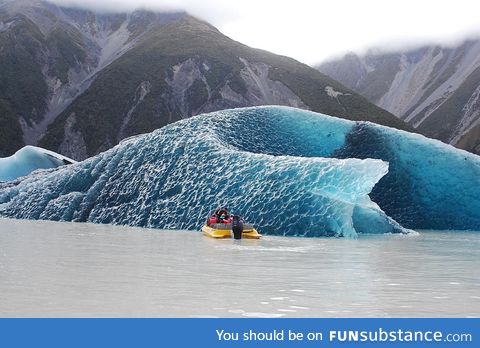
0;318;477;347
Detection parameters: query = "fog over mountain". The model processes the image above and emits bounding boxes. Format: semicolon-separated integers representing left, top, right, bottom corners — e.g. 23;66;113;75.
34;0;480;64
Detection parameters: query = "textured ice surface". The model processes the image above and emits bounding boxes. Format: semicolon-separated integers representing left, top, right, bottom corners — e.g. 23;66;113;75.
0;146;75;182
1;106;478;235
0;107;408;237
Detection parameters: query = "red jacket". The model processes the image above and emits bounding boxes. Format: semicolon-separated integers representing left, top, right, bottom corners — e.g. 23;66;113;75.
208;216;232;225
221;217;233;224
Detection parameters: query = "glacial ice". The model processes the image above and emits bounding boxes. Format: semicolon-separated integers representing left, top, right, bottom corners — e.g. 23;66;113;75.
1;106;479;236
0;146;75;182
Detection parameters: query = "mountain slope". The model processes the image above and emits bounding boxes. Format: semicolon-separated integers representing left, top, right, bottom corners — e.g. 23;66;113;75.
317;39;480;154
0;0;412;160
39;15;413;160
0;0;184;157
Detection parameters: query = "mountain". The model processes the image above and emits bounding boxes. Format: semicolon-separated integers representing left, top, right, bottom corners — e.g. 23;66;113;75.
0;0;185;158
0;0;411;160
317;39;480;155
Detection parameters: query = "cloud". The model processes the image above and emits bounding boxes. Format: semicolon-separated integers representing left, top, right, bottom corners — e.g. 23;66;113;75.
48;0;240;24
48;0;480;64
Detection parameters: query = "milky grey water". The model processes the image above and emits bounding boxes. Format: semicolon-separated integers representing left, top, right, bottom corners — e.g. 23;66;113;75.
0;218;478;317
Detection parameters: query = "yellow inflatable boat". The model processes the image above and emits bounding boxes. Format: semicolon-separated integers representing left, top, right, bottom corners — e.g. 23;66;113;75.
202;223;261;239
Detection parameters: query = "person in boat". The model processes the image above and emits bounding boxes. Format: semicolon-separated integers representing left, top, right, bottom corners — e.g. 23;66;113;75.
207;207;232;225
218;211;232;224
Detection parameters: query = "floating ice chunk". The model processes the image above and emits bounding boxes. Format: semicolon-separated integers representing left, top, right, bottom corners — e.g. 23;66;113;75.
0;146;75;182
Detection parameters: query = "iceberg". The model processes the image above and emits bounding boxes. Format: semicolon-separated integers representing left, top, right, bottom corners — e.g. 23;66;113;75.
0;146;75;182
0;106;479;236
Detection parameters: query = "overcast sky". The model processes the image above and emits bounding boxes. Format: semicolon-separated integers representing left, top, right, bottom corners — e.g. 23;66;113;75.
51;0;480;64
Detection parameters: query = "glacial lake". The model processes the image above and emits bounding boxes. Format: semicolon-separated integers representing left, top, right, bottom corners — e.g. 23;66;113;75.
0;218;478;317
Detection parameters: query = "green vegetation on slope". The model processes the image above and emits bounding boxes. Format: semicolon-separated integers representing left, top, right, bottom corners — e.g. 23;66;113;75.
0;9;93;156
46;25;88;83
0;14;48;124
0;101;24;157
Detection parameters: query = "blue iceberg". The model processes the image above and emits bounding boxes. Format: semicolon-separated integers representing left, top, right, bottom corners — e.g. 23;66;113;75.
0;146;75;182
0;106;479;236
